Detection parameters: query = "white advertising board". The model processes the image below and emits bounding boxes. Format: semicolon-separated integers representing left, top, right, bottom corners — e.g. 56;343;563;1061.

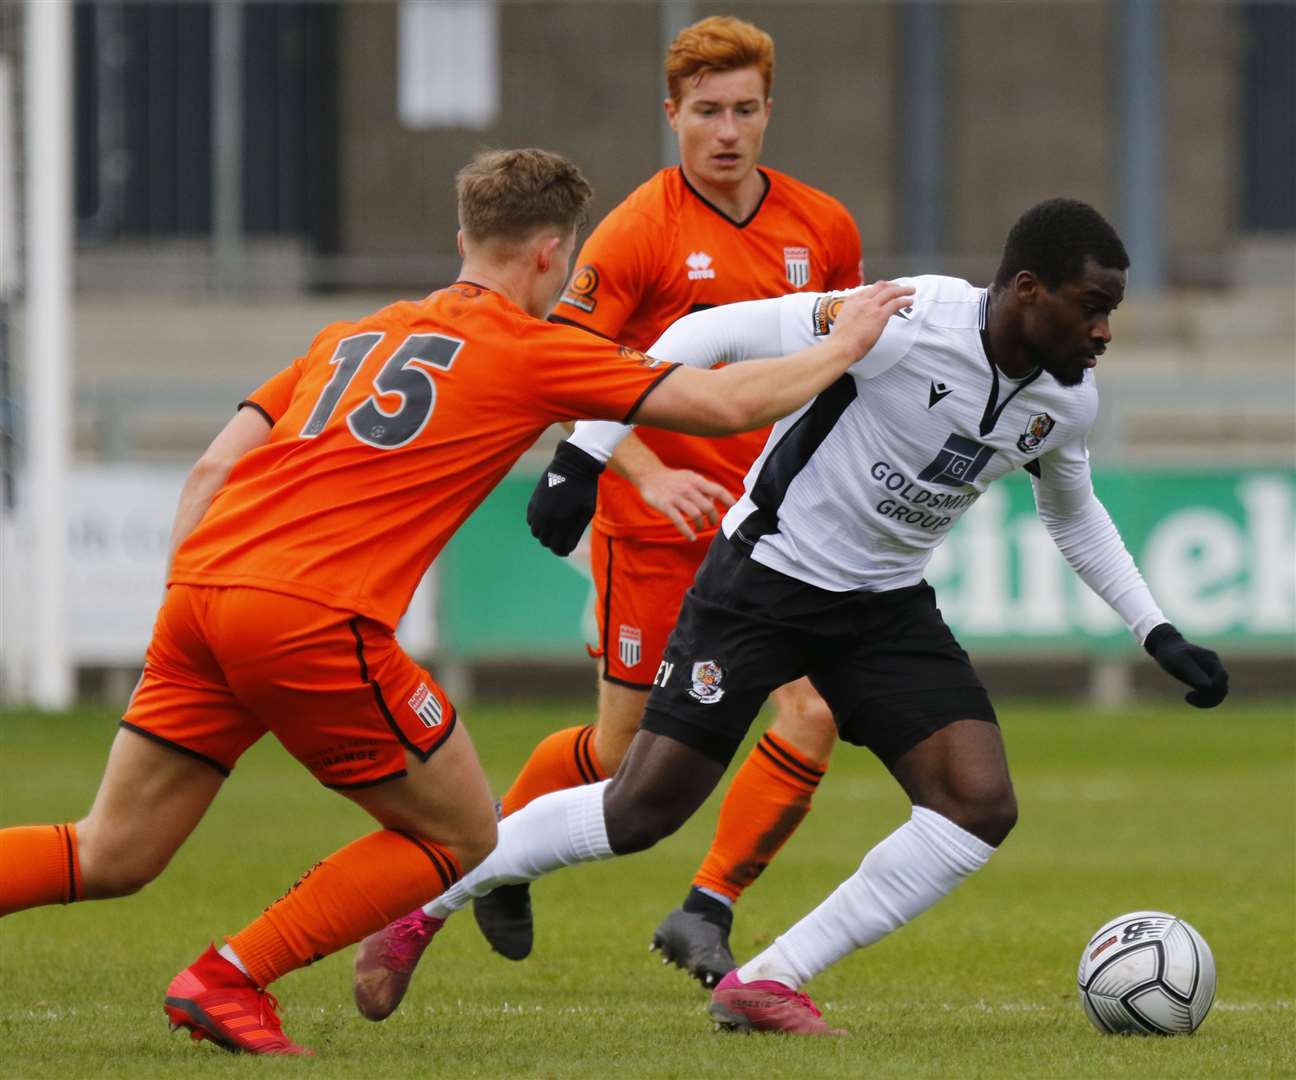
1;464;436;670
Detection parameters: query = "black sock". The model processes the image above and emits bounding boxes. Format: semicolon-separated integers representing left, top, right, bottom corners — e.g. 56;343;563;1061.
682;886;733;930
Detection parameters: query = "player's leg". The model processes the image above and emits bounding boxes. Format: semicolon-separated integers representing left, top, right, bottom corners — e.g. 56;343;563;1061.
653;676;838;987
0;726;224;915
1;584;255;916
234;724;497;1023
714;583;1005;1035
164;591;493;1051
473;530;701;957
694;679;837;900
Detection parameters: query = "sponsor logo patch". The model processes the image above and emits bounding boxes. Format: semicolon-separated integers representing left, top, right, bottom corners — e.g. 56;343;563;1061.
618;344;668;369
408;683;444;728
546;472;566;488
618;625;642;669
1016;411;1056;454
916;433;997;488
685;251;716;280
560;264;600;313
687;660;725;704
784;246;810;288
811;295;845;336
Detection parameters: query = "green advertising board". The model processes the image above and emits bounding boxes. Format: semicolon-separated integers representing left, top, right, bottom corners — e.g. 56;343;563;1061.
437;468;1295;661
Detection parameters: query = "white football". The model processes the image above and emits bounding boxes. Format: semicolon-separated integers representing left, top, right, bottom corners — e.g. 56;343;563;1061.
1077;911;1216;1035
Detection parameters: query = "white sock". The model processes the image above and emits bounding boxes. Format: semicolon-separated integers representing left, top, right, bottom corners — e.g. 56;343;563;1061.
738;806;996;989
217;944;249;976
424;780;613;918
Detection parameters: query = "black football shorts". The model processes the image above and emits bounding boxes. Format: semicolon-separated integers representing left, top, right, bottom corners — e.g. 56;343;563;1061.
641;535;997;768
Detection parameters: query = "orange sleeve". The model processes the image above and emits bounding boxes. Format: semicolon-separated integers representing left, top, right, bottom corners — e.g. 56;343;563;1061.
240;356;306;426
551;206;657;340
826;208;864;290
525;321;678;424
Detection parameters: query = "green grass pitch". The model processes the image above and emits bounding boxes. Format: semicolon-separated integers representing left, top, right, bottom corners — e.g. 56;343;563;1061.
2;699;1293;1078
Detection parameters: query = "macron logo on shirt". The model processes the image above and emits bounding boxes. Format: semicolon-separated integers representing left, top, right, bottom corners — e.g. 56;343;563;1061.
686;252;716;280
547;473;566;488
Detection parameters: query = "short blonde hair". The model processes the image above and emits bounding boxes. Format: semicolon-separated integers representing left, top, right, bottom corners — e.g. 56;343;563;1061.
455;148;593;244
665;15;774;103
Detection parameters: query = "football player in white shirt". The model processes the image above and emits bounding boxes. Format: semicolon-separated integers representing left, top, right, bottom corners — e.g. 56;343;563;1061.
356;199;1228;1035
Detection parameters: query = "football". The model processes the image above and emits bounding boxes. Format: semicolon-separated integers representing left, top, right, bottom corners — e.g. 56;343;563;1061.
1077;911;1216;1035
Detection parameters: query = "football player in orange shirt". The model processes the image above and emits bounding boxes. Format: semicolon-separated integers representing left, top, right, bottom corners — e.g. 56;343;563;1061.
462;15;862;990
0;147;912;1056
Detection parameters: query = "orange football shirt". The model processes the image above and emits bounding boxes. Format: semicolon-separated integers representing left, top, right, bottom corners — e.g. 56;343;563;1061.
552;166;862;540
171;284;677;629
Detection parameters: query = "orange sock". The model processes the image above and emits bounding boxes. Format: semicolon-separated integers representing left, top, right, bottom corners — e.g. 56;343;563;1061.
693;731;826;902
226;829;460;988
500;725;605;817
0;824;83;916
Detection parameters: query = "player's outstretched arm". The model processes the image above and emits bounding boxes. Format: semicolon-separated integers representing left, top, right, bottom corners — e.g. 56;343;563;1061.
167;406;272;572
631;281;913;436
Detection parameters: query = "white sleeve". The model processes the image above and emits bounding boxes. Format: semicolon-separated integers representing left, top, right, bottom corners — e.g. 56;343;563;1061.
567;295;797;463
1031;445;1166;643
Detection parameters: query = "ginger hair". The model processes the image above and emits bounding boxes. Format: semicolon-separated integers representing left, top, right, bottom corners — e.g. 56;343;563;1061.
665;15;774;103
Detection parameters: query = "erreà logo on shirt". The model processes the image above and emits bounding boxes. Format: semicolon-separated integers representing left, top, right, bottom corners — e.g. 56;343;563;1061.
685;252;715;280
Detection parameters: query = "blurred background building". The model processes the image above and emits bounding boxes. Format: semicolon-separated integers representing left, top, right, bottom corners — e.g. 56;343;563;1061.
0;0;1292;707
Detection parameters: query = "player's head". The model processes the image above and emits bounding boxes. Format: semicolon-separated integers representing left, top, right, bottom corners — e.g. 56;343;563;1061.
455;148;593;314
994;198;1130;387
664;16;774;193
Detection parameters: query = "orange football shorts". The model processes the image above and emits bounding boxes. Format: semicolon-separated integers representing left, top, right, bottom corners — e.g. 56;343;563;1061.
121;584;455;788
589;524;714;689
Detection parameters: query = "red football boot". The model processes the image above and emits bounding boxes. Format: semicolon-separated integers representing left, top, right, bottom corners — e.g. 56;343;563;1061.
163;945;313;1055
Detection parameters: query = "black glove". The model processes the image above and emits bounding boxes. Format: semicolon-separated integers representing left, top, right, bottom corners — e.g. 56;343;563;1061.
526;440;605;556
1144;622;1229;708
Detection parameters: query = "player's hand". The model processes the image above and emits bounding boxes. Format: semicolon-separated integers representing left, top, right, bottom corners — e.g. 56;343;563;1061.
827;281;916;359
637;467;736;541
526;441;605;556
1144;623;1229;708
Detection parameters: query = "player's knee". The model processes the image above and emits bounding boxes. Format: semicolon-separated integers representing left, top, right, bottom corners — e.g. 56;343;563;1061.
591;723;635;776
447;812;499;876
945;787;1017;847
771;696;837;761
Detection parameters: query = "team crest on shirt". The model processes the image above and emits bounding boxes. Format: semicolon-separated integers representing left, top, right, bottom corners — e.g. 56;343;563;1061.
1016;412;1056;454
685;252;716;280
811;295;845;335
687;660;725;705
784;246;811;288
560;264;600;313
407;683;444;728
618;625;642;668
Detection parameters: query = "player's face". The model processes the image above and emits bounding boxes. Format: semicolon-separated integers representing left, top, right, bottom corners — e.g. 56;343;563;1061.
666;66;771;192
1021;258;1127;387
